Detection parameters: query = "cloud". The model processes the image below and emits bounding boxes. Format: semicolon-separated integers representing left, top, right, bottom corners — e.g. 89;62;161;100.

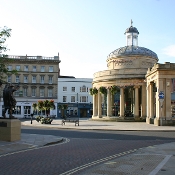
163;45;175;57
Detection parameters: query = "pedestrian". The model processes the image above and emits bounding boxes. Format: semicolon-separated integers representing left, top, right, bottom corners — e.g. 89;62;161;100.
31;113;34;124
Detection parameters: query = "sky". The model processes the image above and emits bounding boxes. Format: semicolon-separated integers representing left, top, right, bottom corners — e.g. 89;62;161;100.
1;0;175;78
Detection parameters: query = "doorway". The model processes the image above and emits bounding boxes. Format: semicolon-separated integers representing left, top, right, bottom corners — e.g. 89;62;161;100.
24;106;31;118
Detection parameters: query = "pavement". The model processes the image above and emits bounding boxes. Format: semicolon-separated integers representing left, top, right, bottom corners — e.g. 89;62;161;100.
0;118;175;174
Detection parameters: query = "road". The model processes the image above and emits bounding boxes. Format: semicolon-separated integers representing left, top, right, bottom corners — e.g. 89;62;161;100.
0;128;174;175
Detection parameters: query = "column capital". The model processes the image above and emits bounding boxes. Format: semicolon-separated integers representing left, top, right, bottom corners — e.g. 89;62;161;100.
149;82;154;85
134;85;140;89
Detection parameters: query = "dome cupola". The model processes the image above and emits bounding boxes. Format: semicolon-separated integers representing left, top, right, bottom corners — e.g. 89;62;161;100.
125;20;139;46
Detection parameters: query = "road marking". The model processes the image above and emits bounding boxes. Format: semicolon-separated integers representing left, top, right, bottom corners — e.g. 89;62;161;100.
59;149;137;175
0;138;69;158
104;161;117;164
148;155;172;175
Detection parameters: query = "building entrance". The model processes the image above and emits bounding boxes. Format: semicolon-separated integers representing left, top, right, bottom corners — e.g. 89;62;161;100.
24;106;31;118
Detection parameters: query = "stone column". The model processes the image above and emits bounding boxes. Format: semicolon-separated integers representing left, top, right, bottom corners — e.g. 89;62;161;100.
146;82;154;124
111;94;114;116
150;82;154;118
93;94;97;117
107;88;112;117
95;94;98;116
165;79;171;120
134;86;139;119
97;91;102;118
141;83;146;119
146;82;150;123
120;87;124;118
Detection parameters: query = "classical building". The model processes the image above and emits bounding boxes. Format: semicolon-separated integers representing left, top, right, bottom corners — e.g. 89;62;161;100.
146;62;175;126
91;21;159;122
57;76;93;118
0;54;60;118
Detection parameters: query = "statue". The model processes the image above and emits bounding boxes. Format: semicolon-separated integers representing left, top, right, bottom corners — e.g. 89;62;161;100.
2;83;19;119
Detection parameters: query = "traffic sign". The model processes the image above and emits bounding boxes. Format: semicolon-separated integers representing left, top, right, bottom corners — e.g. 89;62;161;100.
158;91;164;99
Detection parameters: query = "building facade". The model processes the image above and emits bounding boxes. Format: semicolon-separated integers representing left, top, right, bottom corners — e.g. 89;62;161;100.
91;21;159;121
57;76;93;118
146;63;175;126
0;54;60;118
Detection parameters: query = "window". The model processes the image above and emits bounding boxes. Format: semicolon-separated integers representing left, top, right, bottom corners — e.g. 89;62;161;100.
7;65;12;71
7;75;11;83
63;96;67;102
14;90;19;96
48;76;53;84
133;36;138;46
49;66;53;72
71;96;75;102
32;76;36;83
41;66;45;72
33;66;37;72
80;85;86;92
48;89;53;97
81;96;86;102
72;87;75;92
24;76;28;83
24;65;28;71
32;88;36;97
23;87;28;97
13;106;21;115
40;89;44;97
63;87;67;91
40;76;44;84
16;65;20;71
16;75;20;83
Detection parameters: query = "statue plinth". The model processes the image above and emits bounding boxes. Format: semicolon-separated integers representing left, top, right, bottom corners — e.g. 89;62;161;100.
0;119;21;142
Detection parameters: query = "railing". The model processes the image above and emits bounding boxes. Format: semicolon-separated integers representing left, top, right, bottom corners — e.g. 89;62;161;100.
7;55;59;60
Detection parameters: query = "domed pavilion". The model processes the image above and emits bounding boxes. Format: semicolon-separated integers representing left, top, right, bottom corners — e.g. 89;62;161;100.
91;21;159;121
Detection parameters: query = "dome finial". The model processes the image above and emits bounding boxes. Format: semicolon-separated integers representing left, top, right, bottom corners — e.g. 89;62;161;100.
131;19;133;27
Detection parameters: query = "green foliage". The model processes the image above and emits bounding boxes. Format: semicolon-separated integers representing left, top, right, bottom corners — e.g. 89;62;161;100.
0;26;17;83
99;86;107;94
35;116;53;124
0;26;11;53
40;117;53;124
33;100;55;114
110;85;119;95
36;116;42;122
32;103;37;110
37;100;44;110
89;87;98;95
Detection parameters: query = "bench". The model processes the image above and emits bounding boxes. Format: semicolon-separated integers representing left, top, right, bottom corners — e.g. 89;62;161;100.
62;116;79;126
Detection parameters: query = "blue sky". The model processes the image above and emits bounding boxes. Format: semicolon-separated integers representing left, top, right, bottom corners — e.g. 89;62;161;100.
1;0;175;78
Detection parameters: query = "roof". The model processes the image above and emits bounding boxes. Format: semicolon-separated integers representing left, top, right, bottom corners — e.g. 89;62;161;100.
107;45;158;59
125;26;139;34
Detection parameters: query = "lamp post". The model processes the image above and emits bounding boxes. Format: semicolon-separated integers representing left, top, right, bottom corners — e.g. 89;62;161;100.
77;102;79;118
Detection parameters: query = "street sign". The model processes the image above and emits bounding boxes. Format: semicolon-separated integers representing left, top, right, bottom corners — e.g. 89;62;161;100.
158;91;164;99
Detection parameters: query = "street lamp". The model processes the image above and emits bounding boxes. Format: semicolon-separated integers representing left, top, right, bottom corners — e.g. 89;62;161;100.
77;102;79;118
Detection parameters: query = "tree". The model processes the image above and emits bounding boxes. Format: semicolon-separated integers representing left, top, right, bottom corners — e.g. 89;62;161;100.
0;26;17;83
32;100;55;117
58;104;68;118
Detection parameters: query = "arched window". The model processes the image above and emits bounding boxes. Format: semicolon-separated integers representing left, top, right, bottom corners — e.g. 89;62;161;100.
81;85;86;92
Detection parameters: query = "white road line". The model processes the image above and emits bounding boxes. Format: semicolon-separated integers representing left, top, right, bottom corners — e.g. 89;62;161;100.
149;155;172;175
0;138;69;158
60;149;137;175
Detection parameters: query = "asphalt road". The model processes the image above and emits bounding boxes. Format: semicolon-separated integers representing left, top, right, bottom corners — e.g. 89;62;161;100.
0;128;174;175
22;127;175;141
